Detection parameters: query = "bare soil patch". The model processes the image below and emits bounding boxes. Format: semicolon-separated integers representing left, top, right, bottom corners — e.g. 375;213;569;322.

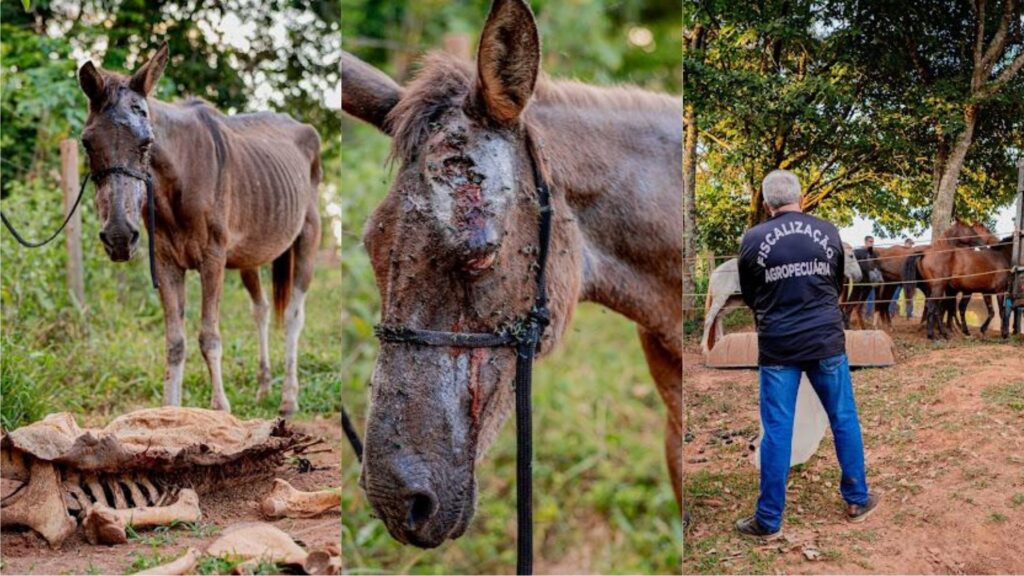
684;319;1024;574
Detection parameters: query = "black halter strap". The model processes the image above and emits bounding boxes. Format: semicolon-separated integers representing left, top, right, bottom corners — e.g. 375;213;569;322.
374;140;552;576
92;166;160;290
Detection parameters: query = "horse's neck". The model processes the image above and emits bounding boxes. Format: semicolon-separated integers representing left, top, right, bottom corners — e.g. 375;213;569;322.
530;96;683;350
148;100;212;194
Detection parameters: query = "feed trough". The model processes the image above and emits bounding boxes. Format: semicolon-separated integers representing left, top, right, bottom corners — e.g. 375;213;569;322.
704;330;895;369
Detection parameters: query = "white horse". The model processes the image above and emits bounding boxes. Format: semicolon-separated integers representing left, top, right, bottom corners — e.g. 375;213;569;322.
700;243;863;468
702;242;862;354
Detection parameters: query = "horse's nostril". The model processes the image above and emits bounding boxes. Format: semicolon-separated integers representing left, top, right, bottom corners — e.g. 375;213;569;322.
130;229;140;244
405;491;438;532
99;231;110;246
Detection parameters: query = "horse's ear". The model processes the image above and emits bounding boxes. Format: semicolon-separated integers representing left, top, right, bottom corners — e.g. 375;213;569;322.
341;51;404;136
78;61;105;106
129;42;169;97
473;0;540;126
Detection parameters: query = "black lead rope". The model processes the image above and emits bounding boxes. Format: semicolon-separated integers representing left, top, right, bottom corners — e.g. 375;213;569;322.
374;142;552;576
1;173;92;248
1;165;159;289
341;405;364;462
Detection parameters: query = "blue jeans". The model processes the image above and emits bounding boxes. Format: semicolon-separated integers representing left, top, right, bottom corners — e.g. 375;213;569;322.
756;353;869;532
889;286;902;316
865;288;876;316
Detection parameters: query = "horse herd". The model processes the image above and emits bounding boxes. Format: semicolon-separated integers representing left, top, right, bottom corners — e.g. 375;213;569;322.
844;220;1015;340
703;219;1017;353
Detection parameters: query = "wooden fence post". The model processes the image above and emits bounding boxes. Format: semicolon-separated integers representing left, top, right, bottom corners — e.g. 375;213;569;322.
60;139;84;305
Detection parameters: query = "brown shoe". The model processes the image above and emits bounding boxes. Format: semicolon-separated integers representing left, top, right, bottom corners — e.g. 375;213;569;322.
847;492;881;523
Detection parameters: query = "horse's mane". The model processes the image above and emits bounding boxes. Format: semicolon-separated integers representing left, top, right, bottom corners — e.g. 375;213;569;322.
387;52;678;163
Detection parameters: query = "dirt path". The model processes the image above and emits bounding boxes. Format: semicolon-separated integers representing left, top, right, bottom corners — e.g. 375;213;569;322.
1;415;341;575
684;321;1024;574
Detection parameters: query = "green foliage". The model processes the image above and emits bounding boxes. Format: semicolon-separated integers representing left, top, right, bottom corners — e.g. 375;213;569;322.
341;0;681;93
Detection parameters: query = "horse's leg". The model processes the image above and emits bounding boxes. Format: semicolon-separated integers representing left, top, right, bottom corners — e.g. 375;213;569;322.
240;269;272;400
979;294;994;335
279;210;320;417
637;328;682;511
199;254;230;412
157;262;187;406
958;293;971;336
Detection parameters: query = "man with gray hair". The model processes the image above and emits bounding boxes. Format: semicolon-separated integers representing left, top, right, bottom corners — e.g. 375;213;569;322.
735;169;879;539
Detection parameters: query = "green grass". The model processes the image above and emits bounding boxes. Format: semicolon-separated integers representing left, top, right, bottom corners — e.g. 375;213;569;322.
1;175;342;427
982;380;1024;412
340;121;681;574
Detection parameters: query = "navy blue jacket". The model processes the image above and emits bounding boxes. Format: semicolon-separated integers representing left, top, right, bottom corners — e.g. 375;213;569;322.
738;211;846;365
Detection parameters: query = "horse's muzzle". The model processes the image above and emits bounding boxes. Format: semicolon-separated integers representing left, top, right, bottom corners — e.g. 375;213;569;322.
100;228;139;262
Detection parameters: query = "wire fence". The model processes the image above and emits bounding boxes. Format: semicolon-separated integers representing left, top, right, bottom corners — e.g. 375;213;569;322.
682;267;1016;312
684;228;1020;264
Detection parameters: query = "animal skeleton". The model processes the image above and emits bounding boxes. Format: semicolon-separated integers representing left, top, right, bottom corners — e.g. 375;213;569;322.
1;407;316;548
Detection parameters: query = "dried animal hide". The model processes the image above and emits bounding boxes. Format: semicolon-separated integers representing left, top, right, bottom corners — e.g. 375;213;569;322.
1;407;318;548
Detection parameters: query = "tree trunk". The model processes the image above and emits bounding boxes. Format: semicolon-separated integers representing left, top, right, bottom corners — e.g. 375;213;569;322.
930;105;978;238
682;104;698;321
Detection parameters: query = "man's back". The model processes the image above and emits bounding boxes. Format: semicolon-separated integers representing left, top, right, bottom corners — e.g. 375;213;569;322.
738;210;846;365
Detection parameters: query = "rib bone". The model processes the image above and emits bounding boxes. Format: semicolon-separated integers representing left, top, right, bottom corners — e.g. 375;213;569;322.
82;488;201;545
0;460;76;548
260;478;340;519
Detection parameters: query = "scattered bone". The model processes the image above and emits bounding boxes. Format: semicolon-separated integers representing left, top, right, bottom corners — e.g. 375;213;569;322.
206;522;339;574
260;478;340;519
136;547;200;575
0;460;76;548
82;488;201;545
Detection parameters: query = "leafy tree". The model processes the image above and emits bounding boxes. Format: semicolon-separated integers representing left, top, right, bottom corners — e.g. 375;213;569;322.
688;0;1023;260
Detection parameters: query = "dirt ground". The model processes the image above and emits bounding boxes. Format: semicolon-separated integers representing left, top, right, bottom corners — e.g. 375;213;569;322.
684;318;1024;574
1;415;341;575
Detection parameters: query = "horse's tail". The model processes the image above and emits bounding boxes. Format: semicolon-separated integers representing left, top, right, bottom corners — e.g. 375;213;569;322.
903;254;921;284
272;247;295;326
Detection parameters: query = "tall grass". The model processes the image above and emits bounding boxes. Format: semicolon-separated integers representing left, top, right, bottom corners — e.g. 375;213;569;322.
340;121;682;574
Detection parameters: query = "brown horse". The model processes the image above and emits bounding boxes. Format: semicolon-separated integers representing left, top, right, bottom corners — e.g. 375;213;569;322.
342;0;682;549
950;237;1013;338
77;44;321;415
912;221;1003;339
866;245;918;328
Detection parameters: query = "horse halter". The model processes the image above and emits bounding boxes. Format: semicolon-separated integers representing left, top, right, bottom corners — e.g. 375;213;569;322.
92;165;160;289
373;141;553;576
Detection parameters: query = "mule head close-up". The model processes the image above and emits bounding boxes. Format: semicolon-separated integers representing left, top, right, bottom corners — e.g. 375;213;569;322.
344;0;584;548
78;43;167;262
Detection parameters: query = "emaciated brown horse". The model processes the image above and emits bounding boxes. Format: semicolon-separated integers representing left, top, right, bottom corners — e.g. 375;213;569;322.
342;0;682;549
78;44;321;415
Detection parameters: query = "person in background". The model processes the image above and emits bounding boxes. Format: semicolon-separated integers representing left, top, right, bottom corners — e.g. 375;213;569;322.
735;169;880;539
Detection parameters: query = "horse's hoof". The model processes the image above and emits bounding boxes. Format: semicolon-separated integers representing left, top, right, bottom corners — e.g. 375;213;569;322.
278;402;298;418
256;386;271;402
211;397;232;412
